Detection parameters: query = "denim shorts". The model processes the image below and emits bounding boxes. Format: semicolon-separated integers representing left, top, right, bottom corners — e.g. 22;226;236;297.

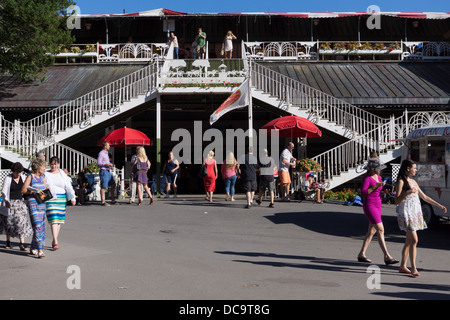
99;170;116;189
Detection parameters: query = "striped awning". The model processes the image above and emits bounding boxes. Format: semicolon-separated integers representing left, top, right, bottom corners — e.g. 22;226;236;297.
79;9;450;20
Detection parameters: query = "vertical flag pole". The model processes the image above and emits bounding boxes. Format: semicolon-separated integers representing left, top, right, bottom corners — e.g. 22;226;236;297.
248;63;254;149
156;93;161;197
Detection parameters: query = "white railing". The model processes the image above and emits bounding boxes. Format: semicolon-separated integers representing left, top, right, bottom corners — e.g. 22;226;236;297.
244;41;318;61
0;116;96;175
21;63;159;139
160;58;247;86
312;111;450;186
249;61;386;136
55;42;170;63
243;40;450;62
312;114;407;183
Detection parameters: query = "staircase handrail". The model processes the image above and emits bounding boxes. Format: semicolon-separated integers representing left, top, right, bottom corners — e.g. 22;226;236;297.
0;116;96;175
311;114;407;183
250;60;387;136
21;62;160;138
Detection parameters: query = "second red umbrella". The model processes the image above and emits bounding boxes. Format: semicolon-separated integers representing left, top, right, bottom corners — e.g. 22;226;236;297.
261;116;322;138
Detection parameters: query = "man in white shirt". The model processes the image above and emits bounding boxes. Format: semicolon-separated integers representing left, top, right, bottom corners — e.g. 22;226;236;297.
279;142;296;201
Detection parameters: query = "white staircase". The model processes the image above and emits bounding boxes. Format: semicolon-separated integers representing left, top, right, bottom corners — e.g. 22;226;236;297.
312;115;405;189
20;63;159;143
249;60;387;139
2;57;449;190
247;61;450;188
1;63;159;174
0;117;96;174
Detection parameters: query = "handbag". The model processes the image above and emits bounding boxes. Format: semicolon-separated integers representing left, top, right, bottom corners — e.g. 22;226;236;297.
0;201;9;216
33;188;53;204
199;164;208;178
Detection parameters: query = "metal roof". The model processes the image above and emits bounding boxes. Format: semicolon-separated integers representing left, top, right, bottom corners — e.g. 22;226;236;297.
262;61;450;106
0;64;145;109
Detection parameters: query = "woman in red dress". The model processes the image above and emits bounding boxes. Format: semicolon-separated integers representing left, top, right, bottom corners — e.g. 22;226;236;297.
203;151;218;202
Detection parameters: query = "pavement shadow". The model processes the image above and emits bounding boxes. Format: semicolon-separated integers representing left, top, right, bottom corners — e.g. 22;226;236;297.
0;241;34;257
264;210;450;251
162;200;247;209
372;281;450;300
215;250;370;274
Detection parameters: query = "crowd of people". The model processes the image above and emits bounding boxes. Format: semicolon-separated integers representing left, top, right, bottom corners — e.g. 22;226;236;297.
0;153;76;258
198;144;302;209
167;28;238;60
1;141;447;278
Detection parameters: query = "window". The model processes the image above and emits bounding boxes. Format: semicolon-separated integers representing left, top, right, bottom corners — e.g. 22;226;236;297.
409;140;420;162
427;140;445;163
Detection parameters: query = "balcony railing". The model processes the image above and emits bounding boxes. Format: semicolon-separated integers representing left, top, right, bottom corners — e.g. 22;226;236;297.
243;40;450;62
55;42;170;63
54;40;449;64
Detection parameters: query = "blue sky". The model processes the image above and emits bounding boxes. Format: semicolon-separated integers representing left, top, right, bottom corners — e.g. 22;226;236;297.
73;0;449;15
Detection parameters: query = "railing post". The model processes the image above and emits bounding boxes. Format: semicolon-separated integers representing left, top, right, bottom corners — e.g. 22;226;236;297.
121;166;125;199
404;109;409;137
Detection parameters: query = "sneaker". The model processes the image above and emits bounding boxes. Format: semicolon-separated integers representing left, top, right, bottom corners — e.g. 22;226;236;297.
256;199;262;205
111;201;118;205
246;203;252;209
101;202;110;206
165;194;170;198
269;203;274;208
173;194;177;199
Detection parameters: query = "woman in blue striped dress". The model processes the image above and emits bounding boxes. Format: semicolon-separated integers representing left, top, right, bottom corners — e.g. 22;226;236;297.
21;158;48;258
45;157;76;250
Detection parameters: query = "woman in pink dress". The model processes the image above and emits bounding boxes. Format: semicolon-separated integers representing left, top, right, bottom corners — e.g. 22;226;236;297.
357;157;399;266
203;151;218;202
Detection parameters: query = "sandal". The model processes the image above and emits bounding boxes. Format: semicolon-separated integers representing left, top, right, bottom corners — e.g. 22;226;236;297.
357;256;372;263
384;257;399;266
5;241;11;249
19;243;27;251
399;268;411;274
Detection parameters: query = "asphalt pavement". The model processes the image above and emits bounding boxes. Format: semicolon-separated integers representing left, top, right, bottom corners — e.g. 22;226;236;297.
1;194;449;301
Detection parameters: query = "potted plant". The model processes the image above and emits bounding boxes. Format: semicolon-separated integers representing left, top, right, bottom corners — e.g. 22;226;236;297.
333;42;347;51
320;42;332;51
374;42;386;51
85;44;96;53
296;158;322;172
85;162;100;174
347;41;359;51
360;42;372;51
70;46;81;54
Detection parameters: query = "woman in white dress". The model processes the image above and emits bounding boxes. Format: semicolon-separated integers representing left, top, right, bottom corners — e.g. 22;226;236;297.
395;160;447;277
223;31;237;59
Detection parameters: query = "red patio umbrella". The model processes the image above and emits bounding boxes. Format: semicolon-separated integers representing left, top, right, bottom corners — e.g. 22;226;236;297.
97;127;152;147
261;116;322;138
97;127;152;167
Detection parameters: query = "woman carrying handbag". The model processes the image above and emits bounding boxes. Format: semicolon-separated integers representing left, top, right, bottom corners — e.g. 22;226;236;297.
21;158;48;258
0;163;32;251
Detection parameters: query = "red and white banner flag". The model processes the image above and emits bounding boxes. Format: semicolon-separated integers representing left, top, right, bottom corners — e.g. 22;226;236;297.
210;79;249;125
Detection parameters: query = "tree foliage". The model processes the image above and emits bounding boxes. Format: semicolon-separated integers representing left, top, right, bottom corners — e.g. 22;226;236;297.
0;0;76;81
